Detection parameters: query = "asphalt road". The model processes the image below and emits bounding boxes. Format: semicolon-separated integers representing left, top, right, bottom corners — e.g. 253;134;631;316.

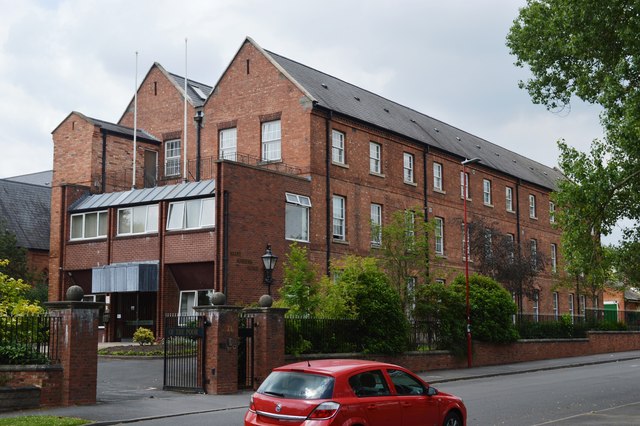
117;358;640;425
440;358;640;425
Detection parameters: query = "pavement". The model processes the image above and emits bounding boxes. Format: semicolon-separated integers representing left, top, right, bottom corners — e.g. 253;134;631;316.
2;348;640;425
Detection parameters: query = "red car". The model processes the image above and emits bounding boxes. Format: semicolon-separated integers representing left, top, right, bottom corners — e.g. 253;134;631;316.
244;359;466;426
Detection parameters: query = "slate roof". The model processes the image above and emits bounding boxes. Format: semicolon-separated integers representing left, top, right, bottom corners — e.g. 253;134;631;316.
0;179;50;250
264;48;563;191
70;179;215;212
168;73;213;108
86;115;160;143
4;170;52;187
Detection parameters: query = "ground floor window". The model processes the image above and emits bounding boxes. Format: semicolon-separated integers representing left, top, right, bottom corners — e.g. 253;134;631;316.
179;290;213;317
82;294;108;326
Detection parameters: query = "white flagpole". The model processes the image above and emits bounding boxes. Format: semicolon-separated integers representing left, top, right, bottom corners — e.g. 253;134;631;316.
132;51;138;189
183;38;188;182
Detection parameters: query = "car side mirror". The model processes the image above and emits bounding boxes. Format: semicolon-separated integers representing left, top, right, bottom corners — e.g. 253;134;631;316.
426;386;438;396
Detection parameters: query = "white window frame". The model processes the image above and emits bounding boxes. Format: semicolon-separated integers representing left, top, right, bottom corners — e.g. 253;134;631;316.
369;142;381;174
529;194;537;218
461;223;470;260
70;210;108;240
530;239;538;269
179;290;213;318
332;196;346;240
568;293;574;322
403;153;415;183
285;193;311;242
551;243;557;273
166;198;215;231
579;295;586;314
434;217;444;255
549;201;556;224
332;130;345;164
261;120;281;162
117;205;159;236
507;233;515;261
433;162;443;191
165;139;181;176
460;172;470;199
370;203;382;247
483;179;492;205
219;127;237;160
506;186;514;212
553;291;559;319
533;291;539;322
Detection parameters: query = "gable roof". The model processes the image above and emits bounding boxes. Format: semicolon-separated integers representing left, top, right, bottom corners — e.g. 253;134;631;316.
0;179;50;251
4;170;52;187
167;72;213;108
255;43;562;191
117;63;213;124
86;115;160;143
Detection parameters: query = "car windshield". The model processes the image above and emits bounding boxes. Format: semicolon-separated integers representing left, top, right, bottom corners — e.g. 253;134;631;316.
257;371;334;400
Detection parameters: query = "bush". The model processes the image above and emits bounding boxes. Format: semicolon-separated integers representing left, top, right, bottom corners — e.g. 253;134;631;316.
320;256;409;354
415;274;519;356
133;327;155;345
0;345;49;365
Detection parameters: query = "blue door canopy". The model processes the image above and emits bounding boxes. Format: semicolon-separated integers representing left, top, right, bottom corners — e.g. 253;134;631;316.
92;262;159;293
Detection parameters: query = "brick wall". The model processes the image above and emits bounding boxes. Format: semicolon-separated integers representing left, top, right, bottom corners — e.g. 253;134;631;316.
287;332;640;375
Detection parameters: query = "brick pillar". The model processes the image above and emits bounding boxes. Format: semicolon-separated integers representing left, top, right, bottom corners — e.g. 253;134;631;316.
244;307;288;389
45;301;102;406
194;305;242;395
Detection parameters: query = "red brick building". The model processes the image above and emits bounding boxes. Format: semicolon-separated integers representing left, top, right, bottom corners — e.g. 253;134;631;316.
49;38;589;341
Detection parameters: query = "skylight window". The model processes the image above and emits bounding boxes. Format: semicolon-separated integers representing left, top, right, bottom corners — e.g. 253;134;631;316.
190;85;207;99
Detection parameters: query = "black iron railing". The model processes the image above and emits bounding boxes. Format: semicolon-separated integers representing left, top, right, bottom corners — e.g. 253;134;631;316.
0;315;61;364
285;316;363;355
103;153;303;192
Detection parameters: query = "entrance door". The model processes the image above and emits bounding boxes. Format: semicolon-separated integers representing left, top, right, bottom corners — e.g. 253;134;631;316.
144;150;157;188
114;292;157;340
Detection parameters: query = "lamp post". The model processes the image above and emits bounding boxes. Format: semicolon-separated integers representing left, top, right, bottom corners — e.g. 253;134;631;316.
462;157;480;368
262;244;278;295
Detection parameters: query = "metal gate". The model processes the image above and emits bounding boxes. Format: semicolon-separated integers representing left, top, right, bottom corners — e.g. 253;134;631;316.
238;313;255;390
163;314;208;393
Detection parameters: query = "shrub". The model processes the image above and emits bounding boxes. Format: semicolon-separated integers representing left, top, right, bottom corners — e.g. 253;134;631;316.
320;256;409;354
415;274;519;356
0;345;49;365
133;327;155;345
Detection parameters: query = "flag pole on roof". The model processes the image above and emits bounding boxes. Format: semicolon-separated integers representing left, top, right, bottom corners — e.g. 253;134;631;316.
183;38;188;182
132;51;138;190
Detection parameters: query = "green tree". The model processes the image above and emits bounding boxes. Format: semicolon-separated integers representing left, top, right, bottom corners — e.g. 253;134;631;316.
0;260;43;316
378;208;432;314
319;256;409;354
467;218;546;315
276;243;319;316
507;1;640;298
414;274;518;356
0;222;30;283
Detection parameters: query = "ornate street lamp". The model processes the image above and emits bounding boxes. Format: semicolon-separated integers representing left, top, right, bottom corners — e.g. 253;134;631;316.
262;244;278;296
462;157;481;368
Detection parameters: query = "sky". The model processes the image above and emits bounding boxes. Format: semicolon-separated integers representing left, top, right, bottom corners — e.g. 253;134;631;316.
0;0;605;181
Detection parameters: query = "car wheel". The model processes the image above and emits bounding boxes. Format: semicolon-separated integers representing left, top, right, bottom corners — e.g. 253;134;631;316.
443;412;462;426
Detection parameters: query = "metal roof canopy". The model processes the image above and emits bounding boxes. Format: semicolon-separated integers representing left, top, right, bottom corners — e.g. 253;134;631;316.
69;179;215;212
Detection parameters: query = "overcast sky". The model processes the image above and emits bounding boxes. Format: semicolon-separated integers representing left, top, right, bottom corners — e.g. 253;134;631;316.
0;0;604;180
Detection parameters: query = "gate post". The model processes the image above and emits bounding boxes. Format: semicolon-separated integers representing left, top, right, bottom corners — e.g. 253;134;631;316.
243;306;288;389
45;294;102;405
194;304;242;394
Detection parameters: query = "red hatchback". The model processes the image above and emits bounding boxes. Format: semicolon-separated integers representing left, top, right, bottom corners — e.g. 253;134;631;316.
244;359;466;426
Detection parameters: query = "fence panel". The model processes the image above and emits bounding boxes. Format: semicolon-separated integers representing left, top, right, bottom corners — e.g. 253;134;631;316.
285;317;362;355
0;315;61;364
